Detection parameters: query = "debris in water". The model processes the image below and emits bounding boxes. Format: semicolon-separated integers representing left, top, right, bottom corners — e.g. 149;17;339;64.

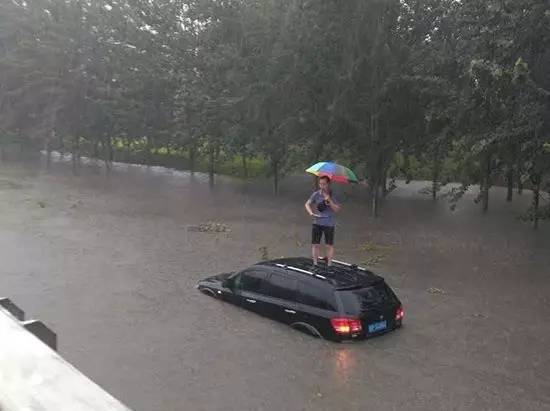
360;241;393;266
359;241;393;253
70;200;83;209
187;221;230;233
362;254;386;266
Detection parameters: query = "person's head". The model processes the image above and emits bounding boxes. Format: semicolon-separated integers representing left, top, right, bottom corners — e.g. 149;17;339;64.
318;176;331;192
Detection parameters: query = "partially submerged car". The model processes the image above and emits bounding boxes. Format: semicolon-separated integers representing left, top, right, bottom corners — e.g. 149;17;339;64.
197;257;403;342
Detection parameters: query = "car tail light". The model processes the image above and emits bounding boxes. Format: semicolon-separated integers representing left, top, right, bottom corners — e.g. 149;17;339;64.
395;305;404;321
331;318;362;334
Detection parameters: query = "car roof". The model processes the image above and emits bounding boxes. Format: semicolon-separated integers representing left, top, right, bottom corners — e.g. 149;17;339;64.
256;257;384;290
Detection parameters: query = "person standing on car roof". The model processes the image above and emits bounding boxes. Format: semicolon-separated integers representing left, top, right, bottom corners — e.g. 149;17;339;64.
305;176;341;266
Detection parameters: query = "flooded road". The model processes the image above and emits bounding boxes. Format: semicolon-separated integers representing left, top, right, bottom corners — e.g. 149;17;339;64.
1;157;549;411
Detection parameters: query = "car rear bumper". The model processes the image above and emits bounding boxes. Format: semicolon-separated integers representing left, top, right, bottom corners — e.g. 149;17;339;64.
333;320;402;342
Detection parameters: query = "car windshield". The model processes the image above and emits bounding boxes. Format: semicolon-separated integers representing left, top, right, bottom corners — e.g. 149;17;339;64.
338;282;396;315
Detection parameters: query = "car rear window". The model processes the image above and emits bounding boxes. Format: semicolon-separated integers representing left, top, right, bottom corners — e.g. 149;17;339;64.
337;282;397;315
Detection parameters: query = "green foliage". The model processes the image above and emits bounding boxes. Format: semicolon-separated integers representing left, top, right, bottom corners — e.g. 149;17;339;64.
0;0;548;224
215;156;267;179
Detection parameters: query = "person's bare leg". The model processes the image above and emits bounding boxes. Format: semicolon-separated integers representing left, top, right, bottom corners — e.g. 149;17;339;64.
326;245;334;266
312;244;320;265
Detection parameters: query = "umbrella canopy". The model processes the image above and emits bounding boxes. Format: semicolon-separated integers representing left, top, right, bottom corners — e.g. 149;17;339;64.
306;162;359;184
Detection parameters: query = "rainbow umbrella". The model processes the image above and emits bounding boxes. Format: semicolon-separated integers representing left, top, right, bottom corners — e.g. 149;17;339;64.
306;162;359;184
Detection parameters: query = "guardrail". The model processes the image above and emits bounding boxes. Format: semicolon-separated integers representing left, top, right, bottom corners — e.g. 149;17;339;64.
0;298;132;411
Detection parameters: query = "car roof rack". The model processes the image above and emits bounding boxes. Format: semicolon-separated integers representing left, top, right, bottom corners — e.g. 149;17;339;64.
265;257;382;289
318;257;367;271
275;263;328;281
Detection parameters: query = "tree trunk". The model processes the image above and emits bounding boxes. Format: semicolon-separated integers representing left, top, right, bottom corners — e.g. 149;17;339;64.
403;154;412;183
104;135;113;171
108;136;114;162
431;158;441;201
58;133;65;157
506;168;513;202
125;139;131;162
189;144;196;174
215;144;221;163
145;136;153;165
381;168;388;198
72;136;79;174
93;139;100;158
272;159;279;195
372;182;379;218
532;174;541;229
481;153;491;213
516;158;523;195
46;133;53;169
241;152;248;179
208;145;215;188
482;186;489;212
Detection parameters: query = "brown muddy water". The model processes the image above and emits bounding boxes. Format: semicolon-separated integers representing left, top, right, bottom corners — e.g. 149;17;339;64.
1;155;549;411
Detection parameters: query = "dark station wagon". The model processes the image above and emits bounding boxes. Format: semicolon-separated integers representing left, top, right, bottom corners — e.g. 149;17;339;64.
197;257;404;342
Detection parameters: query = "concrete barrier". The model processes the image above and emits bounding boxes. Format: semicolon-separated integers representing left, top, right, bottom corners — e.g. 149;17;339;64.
0;299;24;321
0;303;132;411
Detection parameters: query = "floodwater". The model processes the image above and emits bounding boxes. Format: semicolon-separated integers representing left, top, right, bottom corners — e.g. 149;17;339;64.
1;155;549;411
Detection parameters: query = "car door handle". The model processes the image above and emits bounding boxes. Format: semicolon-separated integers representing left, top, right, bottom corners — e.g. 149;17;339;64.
284;309;296;314
245;299;256;304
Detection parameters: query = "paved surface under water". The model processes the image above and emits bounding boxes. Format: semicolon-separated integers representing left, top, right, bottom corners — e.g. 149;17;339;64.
1;157;549;411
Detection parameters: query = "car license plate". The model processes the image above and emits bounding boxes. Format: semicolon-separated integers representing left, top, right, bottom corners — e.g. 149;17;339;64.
368;320;387;333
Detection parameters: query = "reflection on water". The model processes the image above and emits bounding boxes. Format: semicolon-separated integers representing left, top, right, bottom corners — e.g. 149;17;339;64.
332;347;354;382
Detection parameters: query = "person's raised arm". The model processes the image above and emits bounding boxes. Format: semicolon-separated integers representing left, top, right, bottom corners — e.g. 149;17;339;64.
325;194;341;212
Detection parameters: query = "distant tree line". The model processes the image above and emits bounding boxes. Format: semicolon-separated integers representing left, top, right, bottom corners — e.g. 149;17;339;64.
0;0;548;225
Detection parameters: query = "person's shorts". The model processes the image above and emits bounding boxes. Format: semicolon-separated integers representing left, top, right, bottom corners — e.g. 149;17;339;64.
311;224;335;245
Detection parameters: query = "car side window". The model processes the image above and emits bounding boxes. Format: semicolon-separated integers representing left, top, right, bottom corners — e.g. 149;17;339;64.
262;273;297;301
234;269;267;293
297;281;337;312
